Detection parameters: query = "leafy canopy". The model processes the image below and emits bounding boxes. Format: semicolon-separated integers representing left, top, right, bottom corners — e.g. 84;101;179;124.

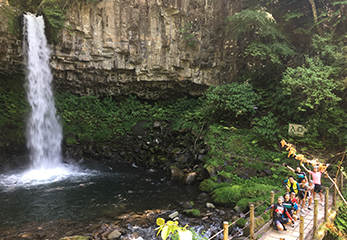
226;9;295;65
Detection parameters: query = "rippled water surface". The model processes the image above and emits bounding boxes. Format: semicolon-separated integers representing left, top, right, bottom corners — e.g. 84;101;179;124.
0;160;200;229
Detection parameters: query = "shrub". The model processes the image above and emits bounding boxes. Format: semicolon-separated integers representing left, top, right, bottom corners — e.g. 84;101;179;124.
204;83;260;121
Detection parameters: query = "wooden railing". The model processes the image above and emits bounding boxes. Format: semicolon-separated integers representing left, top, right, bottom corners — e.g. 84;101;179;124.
207;173;344;240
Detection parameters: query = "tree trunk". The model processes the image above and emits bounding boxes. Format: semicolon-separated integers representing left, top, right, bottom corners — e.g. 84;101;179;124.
308;0;324;35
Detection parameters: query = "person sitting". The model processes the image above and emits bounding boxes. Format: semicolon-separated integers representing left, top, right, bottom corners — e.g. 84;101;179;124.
264;196;294;231
283;176;301;195
283;193;298;224
283;163;308;183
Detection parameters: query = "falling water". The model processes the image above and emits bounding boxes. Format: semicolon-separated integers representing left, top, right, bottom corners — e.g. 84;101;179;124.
23;13;62;169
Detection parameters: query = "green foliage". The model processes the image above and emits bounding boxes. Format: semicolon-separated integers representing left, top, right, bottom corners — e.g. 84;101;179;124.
55;93;204;143
226;9;294;65
189;228;208;240
0;4;21;35
252;112;280;144
155;218;188;240
282;56;343;112
41;0;67;42
8;0;42;12
335;204;347;234
212;182;274;210
203;83;260;120
0;75;28;144
156;218;207;240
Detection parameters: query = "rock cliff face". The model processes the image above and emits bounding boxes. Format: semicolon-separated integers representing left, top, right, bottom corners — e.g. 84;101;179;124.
52;0;238;99
0;3;22;75
0;0;240;99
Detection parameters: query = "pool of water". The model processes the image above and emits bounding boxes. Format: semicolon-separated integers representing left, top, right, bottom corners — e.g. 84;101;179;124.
0;159;200;229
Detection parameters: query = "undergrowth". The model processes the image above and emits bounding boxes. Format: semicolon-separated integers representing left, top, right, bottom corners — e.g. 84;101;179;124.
55;92;203;143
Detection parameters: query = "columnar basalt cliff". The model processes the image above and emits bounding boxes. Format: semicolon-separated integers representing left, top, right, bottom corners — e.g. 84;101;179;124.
0;1;22;75
52;0;238;99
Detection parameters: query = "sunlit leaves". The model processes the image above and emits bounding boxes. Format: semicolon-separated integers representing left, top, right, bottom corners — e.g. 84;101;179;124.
155;218;189;240
282;56;343;112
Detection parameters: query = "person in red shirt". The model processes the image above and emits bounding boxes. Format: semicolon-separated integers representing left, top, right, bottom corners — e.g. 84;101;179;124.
265;196;294;231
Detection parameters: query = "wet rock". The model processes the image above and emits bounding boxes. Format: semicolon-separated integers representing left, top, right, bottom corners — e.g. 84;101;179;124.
237;173;250;180
181;172;197;185
182;201;193;209
218;210;226;216
170;166;184;181
263;169;273;176
206;203;215;209
169;211;179;219
246;169;257;178
107;229;121;239
131;120;147;136
234;205;241;213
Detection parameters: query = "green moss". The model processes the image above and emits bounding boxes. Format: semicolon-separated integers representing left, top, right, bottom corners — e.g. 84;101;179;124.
0;5;21;35
66;136;77;145
186;209;201;217
236;218;248;228
199;179;217;192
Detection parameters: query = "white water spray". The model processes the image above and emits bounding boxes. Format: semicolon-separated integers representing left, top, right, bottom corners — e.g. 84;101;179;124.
23;13;62;169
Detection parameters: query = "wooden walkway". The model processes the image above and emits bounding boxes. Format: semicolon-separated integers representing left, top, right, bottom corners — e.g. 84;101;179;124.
259;196;333;240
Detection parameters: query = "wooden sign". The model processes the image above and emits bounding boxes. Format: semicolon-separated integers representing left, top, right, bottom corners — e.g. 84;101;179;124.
288;123;307;137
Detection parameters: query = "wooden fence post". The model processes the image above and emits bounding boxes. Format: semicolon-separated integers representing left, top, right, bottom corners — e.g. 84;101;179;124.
223;221;228;240
314;199;318;238
270;191;274;218
325;189;329;222
250;204;254;240
299;215;304;240
333;178;337;207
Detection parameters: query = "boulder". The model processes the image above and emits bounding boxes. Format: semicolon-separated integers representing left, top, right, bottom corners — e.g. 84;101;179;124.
108;230;122;239
181;172;197;185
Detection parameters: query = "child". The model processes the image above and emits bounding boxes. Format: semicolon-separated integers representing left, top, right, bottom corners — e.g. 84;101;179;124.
283;193;298;224
298;179;308;213
305;180;315;210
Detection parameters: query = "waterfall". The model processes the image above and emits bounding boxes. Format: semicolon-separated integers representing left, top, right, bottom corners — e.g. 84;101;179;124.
23;13;62;169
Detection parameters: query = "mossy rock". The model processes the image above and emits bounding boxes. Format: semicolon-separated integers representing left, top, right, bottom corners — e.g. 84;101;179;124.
236;218;248;228
59;236;90;240
199;178;217;192
186;209;201;217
